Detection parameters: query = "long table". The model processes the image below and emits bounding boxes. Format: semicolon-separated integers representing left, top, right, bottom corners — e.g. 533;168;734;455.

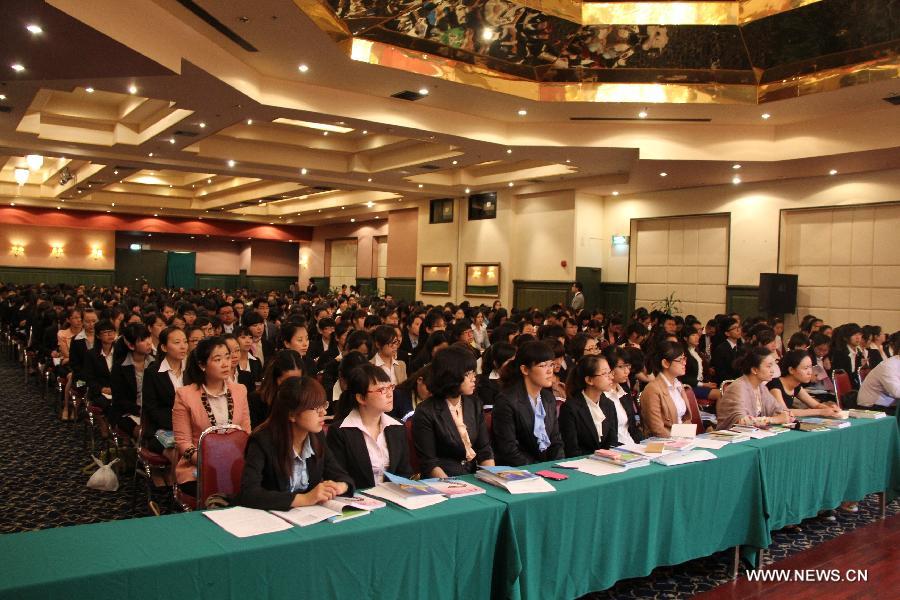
0;418;897;600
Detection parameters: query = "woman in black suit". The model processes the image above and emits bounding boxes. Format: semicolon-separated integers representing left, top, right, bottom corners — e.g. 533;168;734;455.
110;323;153;438
82;319;118;414
602;346;643;445
142;327;188;457
492;341;564;466
412;346;494;478
236;325;262;388
559;355;618;457
238;376;354;511
476;342;515;409
326;363;413;489
830;323;865;389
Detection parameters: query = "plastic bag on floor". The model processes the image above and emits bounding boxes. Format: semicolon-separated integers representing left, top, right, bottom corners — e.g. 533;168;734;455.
86;455;120;491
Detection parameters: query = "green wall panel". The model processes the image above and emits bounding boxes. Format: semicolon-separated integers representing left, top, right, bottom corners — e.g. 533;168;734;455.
356;278;377;296
385;277;415;302
726;285;761;319
512;280;570;311
574;267;602;311
598;282;635;318
195;274;240;290
245;275;296;292
0;266;114;287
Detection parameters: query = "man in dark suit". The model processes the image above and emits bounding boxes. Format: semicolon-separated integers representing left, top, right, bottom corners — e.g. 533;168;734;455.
253;298;279;347
712;318;743;385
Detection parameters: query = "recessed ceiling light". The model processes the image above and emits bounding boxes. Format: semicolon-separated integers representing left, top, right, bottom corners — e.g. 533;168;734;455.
11;64;25;72
318;209;322;213
418;184;423;188
465;188;471;194
85;87;95;93
246;119;253;125
733;164;741;170
375;216;379;220
506;149;512;154
366;201;374;208
565;159;571;163
300;168;308;175
148;152;153;157
638;109;648;119
0;94;6;100
481;28;493;41
113;170;118;175
199;122;206;128
452;160;458;165
298;64;309;73
350;218;356;223
367;177;373;182
169;184;173;188
418;88;429;96
227;160;236;167
829;169;838;175
26;24;43;34
111;202;115;206
362;130;368;135
106;210;110;213
732;176;742;185
322;131;329;136
10;202;15;206
761;113;771;120
169;138;175;144
207;178;212;184
128;84;137;94
517;109;527;116
612;191;620;196
660;172;668;177
153;213;158;217
508;182;514;187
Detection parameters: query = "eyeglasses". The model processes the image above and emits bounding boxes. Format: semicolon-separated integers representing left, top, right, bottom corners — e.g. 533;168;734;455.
309;402;330;415
367;384;396;396
593;370;612;378
671;356;687;364
614;363;631;370
536;361;554;370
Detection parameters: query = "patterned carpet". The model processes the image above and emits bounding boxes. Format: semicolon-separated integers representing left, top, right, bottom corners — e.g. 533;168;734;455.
0;352;895;598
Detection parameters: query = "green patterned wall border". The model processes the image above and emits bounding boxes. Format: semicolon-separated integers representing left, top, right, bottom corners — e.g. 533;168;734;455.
385;277;416;302
0;266;114;287
512;280;570;311
726;285;761;319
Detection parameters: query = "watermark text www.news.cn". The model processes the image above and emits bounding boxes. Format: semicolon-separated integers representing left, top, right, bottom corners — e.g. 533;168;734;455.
745;569;868;583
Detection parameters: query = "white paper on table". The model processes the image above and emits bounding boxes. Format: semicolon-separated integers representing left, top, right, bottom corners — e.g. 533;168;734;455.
652;449;718;467
204;506;293;537
363;483;447;509
691;438;729;450
557;458;629;477
670;423;697;439
270;505;338;527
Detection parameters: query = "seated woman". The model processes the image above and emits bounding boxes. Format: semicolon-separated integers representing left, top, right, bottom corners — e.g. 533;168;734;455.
639;340;694;438
716;346;794;430
863;325;888;370
83;318;118;415
412;346;494;477
172;336;251;498
238;376;354;511
602;346;643;444
327;363;413;489
235;325;261;387
281;321;316;376
767;350;842;418
492;340;564;466
559;355;618;457
371;324;407;385
681;328;722;405
389;364;432;421
142;327;188;466
248;350;305;429
476;342;515;410
110;323;154;438
568;333;600;364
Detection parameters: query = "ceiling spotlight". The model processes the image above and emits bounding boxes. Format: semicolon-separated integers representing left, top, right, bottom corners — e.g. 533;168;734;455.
128;84;137;94
465;188;471;194
113;170;118;175
0;94;5;100
366;201;374;208
227;160;236;167
11;64;25;72
761;113;771;120
13;168;29;186
506;149;512;154
350;218;356;223
246;119;253;125
565;159;571;163
300;168;308;175
829;169;838;175
375;216;379;220
733;164;741;170
362;130;368;135
85;86;95;93
25;155;43;170
148;152;154;157
517;109;527;116
732;176;742;185
199;122;206;128
452;160;458;165
660;172;668;177
341;206;345;210
418;88;429;96
207;178;212;184
481;28;493;41
638;109;648;119
417;184;423;188
153;213;158;217
367;177;373;182
26;24;43;34
323;131;328;136
169;138;176;144
612;191;620;196
10;202;15;206
508;182;514;187
298;64;309;73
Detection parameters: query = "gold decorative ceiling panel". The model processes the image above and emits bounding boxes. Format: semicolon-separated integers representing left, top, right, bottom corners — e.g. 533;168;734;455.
298;0;898;103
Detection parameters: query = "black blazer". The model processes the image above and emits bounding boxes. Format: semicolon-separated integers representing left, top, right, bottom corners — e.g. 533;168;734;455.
110;360;139;423
712;340;741;385
867;348;885;370
69;337;92;382
397;332;419;368
475;374;502;408
492;382;564;467
412;395;493;477
83;345;113;409
309;337;339;366
326;418;413;489
237;428;355;511
682;351;703;388
559;393;618;457
831;346;865;389
612;389;643;444
388;386;416;421
142;359;179;433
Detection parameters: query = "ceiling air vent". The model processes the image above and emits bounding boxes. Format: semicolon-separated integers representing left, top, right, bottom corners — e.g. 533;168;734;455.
391;90;427;101
883;94;900;106
0;106;11;114
174;130;200;137
419;164;441;170
175;0;258;52
570;117;711;122
312;186;335;192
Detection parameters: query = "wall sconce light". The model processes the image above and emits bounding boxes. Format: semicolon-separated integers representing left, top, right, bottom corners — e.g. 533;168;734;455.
612;235;630;246
50;244;64;258
11;244;25;257
90;246;104;260
299;254;309;268
14;168;29;186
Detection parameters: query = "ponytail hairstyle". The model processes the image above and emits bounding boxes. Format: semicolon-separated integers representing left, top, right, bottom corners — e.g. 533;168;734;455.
781;349;811;378
565;355;607;400
483;341;515;376
649;340;685;375
500;340;554;388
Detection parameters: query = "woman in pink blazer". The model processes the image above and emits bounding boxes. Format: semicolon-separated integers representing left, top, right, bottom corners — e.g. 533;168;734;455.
173;336;251;497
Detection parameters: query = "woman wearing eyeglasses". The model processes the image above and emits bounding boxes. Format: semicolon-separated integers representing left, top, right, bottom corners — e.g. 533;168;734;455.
412;346;494;478
238;376;354;511
326;363;413;489
602;346;643;444
371;325;407;385
560;355;618;457
639;340;695;438
492;341;564;466
716;346;793;431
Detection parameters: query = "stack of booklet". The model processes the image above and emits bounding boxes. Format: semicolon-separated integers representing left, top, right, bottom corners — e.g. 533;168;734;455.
475;466;555;494
364;474;449;509
419;478;486;498
590;448;651;469
848;409;887;419
272;496;387;526
650;449;718;467
696;430;751;444
796;417;851;429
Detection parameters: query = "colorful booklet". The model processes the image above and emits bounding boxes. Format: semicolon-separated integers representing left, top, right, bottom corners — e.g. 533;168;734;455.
475;466;555;494
699;430;751;443
362;472;447;510
848;409;887;419
420;478;487;498
729;426;777;439
590;448;650;468
797;417;850;429
326;495;386;511
797;421;829;432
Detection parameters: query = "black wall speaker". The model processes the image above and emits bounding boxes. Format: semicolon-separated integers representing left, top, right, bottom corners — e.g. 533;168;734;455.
758;273;798;314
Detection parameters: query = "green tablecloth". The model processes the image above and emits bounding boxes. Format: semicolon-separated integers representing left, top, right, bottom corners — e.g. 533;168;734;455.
465;443;770;600
744;417;900;531
0;494;505;600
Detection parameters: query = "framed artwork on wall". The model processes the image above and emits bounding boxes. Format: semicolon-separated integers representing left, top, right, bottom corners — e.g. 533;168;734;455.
465;263;500;297
421;263;451;295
